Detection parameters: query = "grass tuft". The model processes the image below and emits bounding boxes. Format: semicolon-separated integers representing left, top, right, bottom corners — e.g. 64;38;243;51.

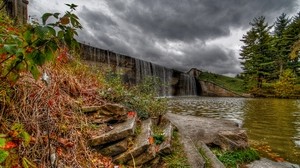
162;131;191;168
212;148;260;168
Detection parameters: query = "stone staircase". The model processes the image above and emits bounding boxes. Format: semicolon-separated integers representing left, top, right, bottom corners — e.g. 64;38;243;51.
81;103;174;167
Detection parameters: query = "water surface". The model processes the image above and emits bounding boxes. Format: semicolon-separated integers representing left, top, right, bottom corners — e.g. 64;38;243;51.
168;97;300;164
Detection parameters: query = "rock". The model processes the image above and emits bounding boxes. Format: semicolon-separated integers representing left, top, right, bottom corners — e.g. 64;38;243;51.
158;122;173;154
97;103;127;116
198;141;225;168
81;106;102;113
88;115;136;146
213;130;249;151
127;145;156;166
179;134;206;168
165;113;240;145
99;138;128;157
83;103;128;124
128;121;175;166
113;119;152;164
247;158;300;168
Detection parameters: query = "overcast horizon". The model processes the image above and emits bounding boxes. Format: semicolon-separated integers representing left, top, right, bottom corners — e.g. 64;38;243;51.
28;0;300;76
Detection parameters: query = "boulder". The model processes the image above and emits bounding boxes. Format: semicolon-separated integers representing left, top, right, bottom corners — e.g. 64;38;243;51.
213;130;248;151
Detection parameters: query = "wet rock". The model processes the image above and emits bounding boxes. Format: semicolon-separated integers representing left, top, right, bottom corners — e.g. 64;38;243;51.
114;119;152;164
88;115;136;146
213;130;249;151
247;158;300;168
99;139;128;157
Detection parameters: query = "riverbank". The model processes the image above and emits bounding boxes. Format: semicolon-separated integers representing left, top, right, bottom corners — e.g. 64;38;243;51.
168;96;300;166
165;112;300;168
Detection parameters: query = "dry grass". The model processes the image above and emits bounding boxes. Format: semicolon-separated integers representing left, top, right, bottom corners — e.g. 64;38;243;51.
0;59;115;167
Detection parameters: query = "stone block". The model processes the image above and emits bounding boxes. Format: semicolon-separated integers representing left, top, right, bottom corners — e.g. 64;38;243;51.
113;119;152;164
213;130;248;151
100;138;128;157
89;115;136;146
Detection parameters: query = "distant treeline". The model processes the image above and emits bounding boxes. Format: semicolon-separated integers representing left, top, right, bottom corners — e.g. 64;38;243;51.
240;12;300;98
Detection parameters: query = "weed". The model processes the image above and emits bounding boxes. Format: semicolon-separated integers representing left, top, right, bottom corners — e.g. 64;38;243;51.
212;148;260;168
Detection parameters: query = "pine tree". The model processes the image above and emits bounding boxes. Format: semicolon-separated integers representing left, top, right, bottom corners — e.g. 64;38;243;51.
283;12;300;74
240;16;274;89
273;13;291;76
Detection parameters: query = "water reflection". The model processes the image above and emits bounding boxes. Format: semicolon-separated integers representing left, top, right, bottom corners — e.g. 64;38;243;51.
168;97;300;164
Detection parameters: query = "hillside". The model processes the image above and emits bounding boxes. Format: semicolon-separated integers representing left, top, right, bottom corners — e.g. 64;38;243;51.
198;72;246;94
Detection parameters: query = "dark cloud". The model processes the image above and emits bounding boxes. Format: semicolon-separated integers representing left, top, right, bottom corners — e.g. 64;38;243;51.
29;0;299;76
107;0;298;42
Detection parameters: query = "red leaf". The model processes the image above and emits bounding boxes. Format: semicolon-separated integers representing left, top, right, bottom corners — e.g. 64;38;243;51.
56;147;63;156
127;111;136;118
3;141;18;150
58;138;74;148
148;137;154;145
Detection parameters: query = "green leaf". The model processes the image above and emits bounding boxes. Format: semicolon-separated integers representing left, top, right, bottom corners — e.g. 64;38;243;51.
57;30;64;39
20;132;30;146
0;138;5;147
44;45;54;61
42;13;53;25
53;13;60;19
47;26;56;36
22;157;36;168
30;64;40;80
66;3;78;10
4;44;17;54
0;150;9;164
23;30;32;44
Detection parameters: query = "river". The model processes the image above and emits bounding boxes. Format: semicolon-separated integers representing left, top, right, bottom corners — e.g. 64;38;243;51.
167;97;300;164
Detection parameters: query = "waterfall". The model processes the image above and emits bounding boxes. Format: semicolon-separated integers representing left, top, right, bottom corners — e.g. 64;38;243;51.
80;43;199;97
178;73;197;96
135;59;173;96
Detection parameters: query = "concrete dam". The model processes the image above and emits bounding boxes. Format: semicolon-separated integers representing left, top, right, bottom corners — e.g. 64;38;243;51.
79;43;202;96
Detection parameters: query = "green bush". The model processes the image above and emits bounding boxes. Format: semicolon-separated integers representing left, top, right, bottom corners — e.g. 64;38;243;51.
100;72;167;119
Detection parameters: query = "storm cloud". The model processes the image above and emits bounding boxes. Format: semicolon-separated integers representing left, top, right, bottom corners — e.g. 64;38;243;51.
28;0;299;76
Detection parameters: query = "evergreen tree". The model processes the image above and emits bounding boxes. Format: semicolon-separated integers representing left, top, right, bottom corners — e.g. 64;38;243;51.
240;16;274;89
283;12;300;74
273;13;291;76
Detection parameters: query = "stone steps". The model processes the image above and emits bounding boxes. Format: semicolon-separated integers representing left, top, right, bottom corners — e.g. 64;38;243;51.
114;118;152;164
83;104;175;167
127;122;174;166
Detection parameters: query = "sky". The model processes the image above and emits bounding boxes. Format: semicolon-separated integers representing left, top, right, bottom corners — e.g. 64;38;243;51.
28;0;300;76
